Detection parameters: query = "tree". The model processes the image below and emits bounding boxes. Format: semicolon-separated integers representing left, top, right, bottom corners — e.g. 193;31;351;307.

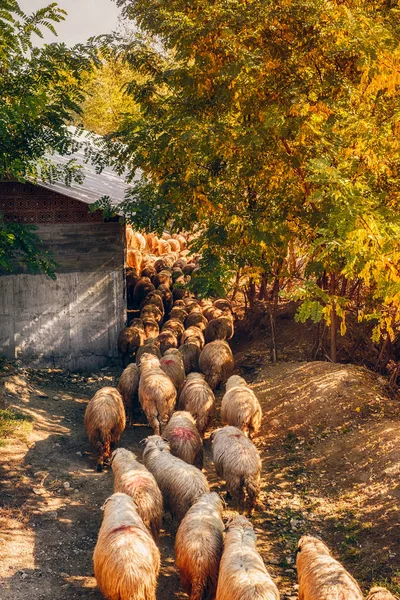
0;0;97;276
99;0;400;358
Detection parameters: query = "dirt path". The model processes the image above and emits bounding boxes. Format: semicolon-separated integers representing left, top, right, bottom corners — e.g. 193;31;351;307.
1;355;400;599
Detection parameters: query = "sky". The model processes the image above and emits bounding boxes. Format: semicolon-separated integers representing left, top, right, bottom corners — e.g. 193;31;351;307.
18;0;121;46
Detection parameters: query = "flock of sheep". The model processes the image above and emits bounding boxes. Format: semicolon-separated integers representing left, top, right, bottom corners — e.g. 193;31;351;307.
82;230;395;600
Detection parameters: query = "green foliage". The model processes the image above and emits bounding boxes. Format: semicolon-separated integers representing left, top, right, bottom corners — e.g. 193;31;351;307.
0;0;97;276
106;0;400;338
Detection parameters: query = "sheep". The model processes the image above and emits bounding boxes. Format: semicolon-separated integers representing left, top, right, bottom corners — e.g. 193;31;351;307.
221;375;262;438
160;349;186;395
126;267;140;310
135;338;162;365
162;411;203;468
185;312;208;331
141;265;157;280
172;285;187;301
140;292;164;314
175;492;224;600
366;588;397;600
169;238;181;253
199;340;235;390
211;426;261;512
216;515;279;600
203;306;223;322
117;363;140;425
142;318;159;339
127;249;142;273
133;277;155;308
84;387;126;471
158;239;172;255
181;326;205;349
138;354;177;434
296;535;363;600
143;436;209;522
204;315;234;343
213;298;232;312
157;330;179;354
154;270;172;288
170;306;188;322
173;233;187;250
93;492;160;600
140;304;163;324
179;373;215;437
145;232;159;254
172;267;184;282
183;263;196;275
118;324;145;367
111;448;163;540
158;283;174;314
162;318;185;341
127;230;146;251
179;342;201;374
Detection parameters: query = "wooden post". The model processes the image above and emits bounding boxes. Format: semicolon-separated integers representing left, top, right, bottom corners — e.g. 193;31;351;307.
330;272;337;363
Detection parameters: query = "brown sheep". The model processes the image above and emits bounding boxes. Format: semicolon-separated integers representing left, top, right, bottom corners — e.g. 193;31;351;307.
174;299;187;308
170;306;188;323
117;363;140;425
157;330;179;355
174;258;187;269
140;292;164;314
158;239;172;255
143;436;209;523
111;448;163;540
141;265;157;280
173;233;187;250
179;373;215;437
181;326;205;349
204;315;234;343
172;267;184;282
162;318;185;342
185;312;208;331
133;277;155;308
160;349;186;395
118;324;145;367
211;426;261;512
199;340;234;390
93;492;160;600
183;263;196;275
216;515;279;600
202;306;223;322
140;304;163;324
179;342;201;374
135;338;162;365
172;285;187;301
138;354;177;434
296;535;363;600
162;411;203;469
154;257;170;272
154;270;172;288
142;318;159;339
126;267;140;310
145;233;158;254
366;588;398;600
169;238;181;253
127;248;142;273
175;492;224;600
84;387;125;471
213;298;232;312
158;283;174;314
221;375;262;438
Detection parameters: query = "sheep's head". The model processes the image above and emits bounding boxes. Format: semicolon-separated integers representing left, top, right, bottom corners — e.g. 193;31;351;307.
225;375;246;390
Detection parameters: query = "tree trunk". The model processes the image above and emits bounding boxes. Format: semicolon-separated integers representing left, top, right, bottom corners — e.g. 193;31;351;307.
258;273;268;301
247;278;256;308
330;272;337;363
269;277;280;363
230;270;241;302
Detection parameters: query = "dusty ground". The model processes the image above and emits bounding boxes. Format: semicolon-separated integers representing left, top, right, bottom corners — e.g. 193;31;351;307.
1;347;400;599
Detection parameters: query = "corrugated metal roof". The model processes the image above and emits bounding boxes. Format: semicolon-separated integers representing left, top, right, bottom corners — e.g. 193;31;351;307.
36;128;135;207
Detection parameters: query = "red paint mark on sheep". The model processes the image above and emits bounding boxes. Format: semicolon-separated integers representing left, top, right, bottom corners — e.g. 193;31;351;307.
228;434;242;439
162;359;175;365
172;427;196;440
110;525;140;535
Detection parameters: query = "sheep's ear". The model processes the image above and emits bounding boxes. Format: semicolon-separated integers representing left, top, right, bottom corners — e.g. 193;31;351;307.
139;438;147;446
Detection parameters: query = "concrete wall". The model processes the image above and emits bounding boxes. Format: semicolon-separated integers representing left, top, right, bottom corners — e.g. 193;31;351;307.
0;221;126;371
